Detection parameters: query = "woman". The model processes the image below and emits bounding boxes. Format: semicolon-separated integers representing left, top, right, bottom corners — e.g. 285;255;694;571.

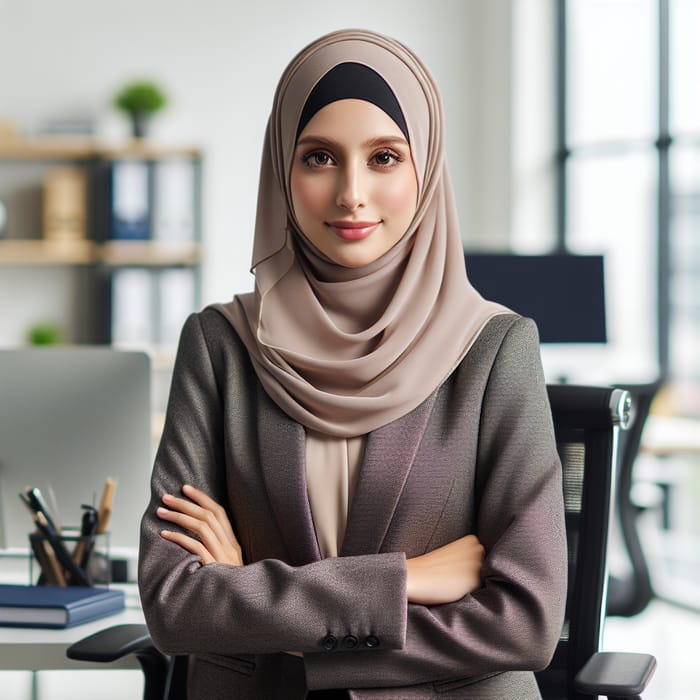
139;28;567;699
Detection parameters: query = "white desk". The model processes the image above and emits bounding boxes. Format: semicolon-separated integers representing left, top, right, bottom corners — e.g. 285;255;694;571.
637;414;700;612
0;607;145;671
1;553;144;672
641;414;700;457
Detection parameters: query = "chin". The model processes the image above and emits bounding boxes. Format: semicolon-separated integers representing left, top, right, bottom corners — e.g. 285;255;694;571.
329;250;380;268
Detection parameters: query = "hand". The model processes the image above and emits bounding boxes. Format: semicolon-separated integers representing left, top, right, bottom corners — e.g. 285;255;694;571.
405;534;485;605
157;484;244;566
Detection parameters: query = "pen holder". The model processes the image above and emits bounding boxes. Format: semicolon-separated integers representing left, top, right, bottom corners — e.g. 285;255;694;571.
28;529;111;587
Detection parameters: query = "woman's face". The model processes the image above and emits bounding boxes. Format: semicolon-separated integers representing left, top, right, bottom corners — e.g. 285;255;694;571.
290;98;418;268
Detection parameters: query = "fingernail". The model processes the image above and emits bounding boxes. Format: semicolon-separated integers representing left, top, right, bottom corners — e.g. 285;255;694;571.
156;507;167;516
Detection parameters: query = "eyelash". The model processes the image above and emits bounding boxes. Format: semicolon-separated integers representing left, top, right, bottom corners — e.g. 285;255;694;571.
300;149;404;170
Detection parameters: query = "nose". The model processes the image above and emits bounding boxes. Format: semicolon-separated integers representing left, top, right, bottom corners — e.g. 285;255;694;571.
336;162;366;211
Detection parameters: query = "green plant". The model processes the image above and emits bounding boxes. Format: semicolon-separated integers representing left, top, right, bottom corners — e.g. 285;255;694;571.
113;80;167;116
27;322;62;346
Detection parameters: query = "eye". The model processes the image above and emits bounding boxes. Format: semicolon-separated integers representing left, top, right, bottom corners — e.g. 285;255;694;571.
301;151;334;168
371;150;402;168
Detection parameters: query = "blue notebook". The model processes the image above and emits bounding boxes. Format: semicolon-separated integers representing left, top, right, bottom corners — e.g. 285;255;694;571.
0;584;125;628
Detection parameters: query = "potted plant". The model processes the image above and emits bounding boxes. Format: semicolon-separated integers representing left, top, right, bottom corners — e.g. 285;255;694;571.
27;322;63;345
113;80;168;139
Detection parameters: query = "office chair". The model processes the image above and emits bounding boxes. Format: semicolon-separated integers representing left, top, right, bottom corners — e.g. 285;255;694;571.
68;385;656;700
535;384;656;699
606;381;661;618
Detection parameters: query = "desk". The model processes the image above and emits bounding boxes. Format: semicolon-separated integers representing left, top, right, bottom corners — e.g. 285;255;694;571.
637;415;700;612
641;414;700;457
1;553;144;672
0;606;144;672
0;578;144;700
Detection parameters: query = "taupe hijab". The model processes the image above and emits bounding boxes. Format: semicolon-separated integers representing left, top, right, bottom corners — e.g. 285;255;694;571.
215;29;508;438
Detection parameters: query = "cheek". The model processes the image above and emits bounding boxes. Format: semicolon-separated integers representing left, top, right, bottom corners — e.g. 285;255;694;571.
290;171;330;219
376;173;418;218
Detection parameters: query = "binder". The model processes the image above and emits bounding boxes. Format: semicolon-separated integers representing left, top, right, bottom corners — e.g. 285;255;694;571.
153;157;196;242
0;584;125;629
157;268;197;346
110;159;150;240
110;268;154;347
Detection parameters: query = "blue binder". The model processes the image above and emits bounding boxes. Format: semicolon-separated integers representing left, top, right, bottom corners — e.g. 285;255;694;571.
110;159;151;240
0;584;125;628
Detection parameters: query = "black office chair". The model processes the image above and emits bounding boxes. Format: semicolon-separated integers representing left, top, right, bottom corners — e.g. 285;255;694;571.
606;381;661;618
68;385;656;700
536;385;656;699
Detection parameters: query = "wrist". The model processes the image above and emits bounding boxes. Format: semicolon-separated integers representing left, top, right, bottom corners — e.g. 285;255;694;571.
405;555;421;603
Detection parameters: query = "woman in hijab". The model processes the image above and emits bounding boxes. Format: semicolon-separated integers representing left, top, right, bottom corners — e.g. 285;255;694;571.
139;28;567;699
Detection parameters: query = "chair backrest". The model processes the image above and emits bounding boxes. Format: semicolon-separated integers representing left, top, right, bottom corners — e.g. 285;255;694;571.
606;381;661;617
536;385;631;700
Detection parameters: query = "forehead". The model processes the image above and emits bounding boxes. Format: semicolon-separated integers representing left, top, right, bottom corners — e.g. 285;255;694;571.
277;39;432;192
296;99;408;144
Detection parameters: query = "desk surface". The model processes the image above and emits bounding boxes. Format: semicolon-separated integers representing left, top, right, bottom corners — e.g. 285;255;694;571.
641;415;700;456
0;606;145;671
0;554;145;671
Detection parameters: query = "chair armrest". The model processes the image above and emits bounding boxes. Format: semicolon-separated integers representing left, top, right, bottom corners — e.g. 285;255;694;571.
574;651;657;698
67;624;171;700
66;623;155;662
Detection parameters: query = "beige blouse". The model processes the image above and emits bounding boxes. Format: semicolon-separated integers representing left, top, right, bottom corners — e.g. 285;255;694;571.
305;430;366;558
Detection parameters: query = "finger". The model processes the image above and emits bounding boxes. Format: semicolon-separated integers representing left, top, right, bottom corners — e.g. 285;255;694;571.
157;506;243;565
160;529;215;565
161;494;234;549
181;484;220;510
156;505;218;543
182;485;239;546
167;489;239;548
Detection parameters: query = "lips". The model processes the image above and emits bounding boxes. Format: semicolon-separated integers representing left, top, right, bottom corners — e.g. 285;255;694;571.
327;220;380;241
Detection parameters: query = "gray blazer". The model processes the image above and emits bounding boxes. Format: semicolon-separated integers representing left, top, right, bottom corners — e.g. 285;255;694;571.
138;309;567;699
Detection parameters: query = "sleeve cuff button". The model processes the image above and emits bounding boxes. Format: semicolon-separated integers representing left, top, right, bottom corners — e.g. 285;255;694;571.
364;635;380;648
320;635;337;651
342;635;359;649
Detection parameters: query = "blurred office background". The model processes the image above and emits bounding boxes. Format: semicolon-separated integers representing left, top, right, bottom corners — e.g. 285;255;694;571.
0;0;698;697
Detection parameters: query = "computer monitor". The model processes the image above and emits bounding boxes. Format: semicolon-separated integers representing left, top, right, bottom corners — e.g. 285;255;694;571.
0;347;151;550
464;253;607;344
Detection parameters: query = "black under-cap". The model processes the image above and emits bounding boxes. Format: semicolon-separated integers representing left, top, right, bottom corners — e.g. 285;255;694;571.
296;62;410;142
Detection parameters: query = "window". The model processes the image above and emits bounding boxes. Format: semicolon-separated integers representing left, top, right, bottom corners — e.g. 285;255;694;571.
559;0;700;404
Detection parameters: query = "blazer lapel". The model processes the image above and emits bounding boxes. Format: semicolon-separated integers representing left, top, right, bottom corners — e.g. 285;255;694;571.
340;390;438;557
256;388;321;565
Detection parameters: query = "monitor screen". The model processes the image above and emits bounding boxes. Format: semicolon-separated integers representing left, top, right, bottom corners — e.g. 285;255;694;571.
464;253;607;344
0;347;151;550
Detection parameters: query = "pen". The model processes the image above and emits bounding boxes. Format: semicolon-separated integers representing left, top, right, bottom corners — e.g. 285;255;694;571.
23;486;60;534
32;510;90;586
46;483;62;533
73;505;99;570
96;478;116;534
29;532;66;586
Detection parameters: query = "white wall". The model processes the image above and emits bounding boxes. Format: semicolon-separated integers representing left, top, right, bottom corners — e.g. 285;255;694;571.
0;0;521;330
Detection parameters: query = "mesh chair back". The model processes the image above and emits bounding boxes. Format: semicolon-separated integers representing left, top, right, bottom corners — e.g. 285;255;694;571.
536;385;631;700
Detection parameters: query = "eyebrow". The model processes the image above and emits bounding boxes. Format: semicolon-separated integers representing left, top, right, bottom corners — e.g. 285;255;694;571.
295;135;409;149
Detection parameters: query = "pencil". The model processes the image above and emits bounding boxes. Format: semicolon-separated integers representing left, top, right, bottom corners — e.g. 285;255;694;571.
96;478;117;534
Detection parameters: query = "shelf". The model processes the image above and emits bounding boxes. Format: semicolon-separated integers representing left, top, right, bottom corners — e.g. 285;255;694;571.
99;240;201;266
0;142;202;349
0;136;201;161
0;239;201;267
0;137;97;160
0;239;96;265
98;143;202;160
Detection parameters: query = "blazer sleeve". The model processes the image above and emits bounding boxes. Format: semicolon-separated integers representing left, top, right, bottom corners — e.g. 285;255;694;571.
303;316;568;690
138;313;408;657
